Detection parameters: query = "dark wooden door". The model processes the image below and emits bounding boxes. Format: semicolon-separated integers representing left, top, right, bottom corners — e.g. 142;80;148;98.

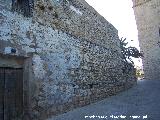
0;68;23;120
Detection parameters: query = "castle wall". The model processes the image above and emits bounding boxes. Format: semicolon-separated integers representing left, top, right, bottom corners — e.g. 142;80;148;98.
132;0;160;80
0;0;136;119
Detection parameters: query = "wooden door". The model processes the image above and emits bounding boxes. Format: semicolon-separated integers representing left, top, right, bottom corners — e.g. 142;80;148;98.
0;68;23;120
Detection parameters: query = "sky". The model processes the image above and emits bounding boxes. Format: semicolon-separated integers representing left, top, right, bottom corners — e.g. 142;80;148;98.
85;0;142;67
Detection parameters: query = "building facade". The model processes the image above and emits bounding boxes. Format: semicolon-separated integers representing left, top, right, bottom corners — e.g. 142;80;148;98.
132;0;160;80
0;0;136;119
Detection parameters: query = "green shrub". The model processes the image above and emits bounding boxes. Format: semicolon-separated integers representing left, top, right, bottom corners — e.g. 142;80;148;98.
120;37;143;64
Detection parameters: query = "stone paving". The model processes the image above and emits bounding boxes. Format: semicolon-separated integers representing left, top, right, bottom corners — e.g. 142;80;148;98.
48;79;160;120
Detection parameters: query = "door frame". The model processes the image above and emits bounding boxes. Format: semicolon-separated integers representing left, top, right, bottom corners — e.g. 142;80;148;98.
0;54;32;119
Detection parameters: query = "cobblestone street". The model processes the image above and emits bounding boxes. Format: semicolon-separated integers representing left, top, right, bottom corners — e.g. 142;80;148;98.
48;79;160;120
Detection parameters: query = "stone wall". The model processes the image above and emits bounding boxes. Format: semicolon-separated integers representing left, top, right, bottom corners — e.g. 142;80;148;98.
33;0;120;49
0;0;136;119
132;0;160;80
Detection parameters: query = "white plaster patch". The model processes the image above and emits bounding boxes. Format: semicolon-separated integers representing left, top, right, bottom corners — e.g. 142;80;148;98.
70;5;83;15
22;46;35;53
4;47;12;54
32;55;46;79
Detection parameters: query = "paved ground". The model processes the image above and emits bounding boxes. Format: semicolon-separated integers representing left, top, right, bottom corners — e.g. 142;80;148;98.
48;79;160;120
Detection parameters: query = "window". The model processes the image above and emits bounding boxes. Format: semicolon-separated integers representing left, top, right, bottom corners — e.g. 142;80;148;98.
12;0;34;17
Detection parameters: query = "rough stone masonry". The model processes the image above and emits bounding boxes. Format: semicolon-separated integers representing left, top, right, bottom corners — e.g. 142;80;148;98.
0;0;136;119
